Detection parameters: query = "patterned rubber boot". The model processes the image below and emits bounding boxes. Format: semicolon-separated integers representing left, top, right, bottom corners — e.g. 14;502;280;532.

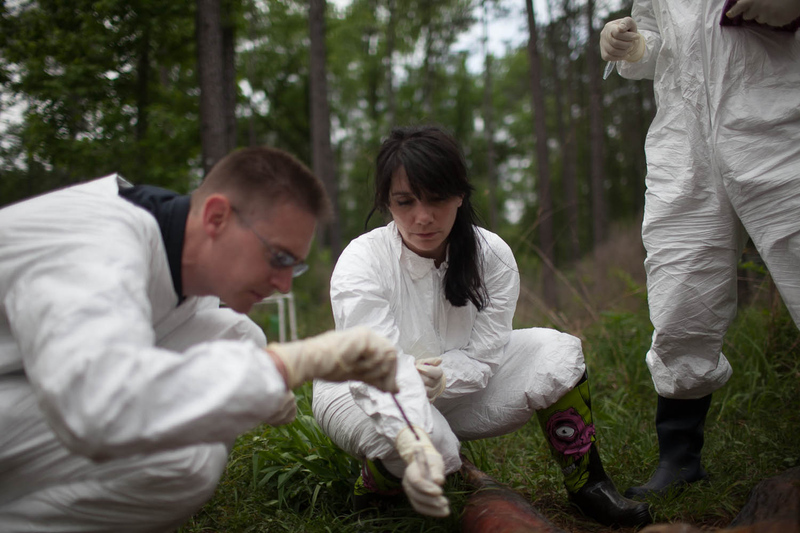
536;374;652;528
353;458;404;511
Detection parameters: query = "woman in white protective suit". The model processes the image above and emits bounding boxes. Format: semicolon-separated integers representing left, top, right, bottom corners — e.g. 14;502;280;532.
312;125;652;527
600;0;800;500
0;146;398;533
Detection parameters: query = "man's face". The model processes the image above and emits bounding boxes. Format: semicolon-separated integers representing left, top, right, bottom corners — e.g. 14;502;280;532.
211;201;316;313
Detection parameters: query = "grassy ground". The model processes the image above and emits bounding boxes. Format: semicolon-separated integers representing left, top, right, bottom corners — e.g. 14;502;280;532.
178;228;800;533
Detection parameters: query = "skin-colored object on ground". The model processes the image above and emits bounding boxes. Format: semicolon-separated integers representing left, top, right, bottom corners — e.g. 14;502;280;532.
459;456;567;533
642;467;800;533
642;523;799;533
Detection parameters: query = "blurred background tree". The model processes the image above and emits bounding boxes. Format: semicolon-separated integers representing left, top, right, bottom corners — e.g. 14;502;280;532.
0;0;656;322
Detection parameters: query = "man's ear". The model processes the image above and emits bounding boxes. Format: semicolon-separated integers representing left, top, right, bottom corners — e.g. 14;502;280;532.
202;194;234;237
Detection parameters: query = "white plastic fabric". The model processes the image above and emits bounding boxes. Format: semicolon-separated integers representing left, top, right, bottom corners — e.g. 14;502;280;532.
616;1;800;399
312;223;584;476
0;176;292;531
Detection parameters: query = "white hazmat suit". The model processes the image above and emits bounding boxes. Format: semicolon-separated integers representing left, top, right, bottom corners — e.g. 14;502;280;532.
0;176;293;532
312;222;585;477
615;0;800;399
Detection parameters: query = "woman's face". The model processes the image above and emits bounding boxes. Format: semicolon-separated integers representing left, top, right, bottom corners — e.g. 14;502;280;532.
387;166;463;265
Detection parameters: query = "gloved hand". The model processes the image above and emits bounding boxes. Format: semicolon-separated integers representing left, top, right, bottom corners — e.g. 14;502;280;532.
267;326;398;392
395;426;450;517
264;391;297;426
415;357;446;402
726;0;800;27
600;17;646;62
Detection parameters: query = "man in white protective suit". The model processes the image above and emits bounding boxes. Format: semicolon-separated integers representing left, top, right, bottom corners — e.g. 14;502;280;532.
600;0;800;499
0;146;398;532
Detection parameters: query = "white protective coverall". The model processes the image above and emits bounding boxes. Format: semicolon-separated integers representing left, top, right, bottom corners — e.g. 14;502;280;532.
0;176;292;532
616;1;800;399
312;222;584;476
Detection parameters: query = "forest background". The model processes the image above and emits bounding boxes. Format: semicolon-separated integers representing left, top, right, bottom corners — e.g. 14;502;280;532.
1;0;798;532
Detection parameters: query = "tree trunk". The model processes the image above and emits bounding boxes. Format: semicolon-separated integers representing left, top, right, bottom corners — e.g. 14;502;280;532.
526;0;558;310
549;0;580;263
135;22;150;178
309;0;342;260
586;0;607;247
384;0;397;127
222;17;237;154
482;1;498;231
420;1;435;118
634;80;656;215
135;24;150;144
246;17;257;147
196;0;230;175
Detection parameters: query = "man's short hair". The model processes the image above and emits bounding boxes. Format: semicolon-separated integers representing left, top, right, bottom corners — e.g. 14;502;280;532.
192;146;331;220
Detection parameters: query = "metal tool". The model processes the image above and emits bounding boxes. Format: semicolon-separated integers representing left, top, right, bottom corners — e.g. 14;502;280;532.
603;60;616;80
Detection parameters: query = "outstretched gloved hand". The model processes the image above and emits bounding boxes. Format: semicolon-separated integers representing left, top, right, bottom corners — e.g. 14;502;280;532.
415;357;446;402
267;326;398;392
600;17;646;62
395;426;450;517
726;0;800;27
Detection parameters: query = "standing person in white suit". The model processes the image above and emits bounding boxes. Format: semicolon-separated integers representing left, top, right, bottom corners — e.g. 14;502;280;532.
0;146;398;533
600;0;800;500
312;125;652;528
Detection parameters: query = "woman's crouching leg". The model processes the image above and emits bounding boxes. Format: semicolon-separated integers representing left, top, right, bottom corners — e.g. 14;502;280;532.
440;328;585;441
312;381;461;477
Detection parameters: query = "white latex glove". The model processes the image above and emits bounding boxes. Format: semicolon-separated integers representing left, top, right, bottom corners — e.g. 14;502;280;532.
415;357;446;402
726;0;800;27
395;426;450;517
267;326;398;392
264;391;297;426
600;17;646;62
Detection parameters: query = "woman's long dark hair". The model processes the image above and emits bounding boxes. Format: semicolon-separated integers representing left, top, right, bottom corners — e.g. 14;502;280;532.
367;125;488;310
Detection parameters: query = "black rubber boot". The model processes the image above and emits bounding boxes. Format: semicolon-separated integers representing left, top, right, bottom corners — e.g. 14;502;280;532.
624;394;712;500
537;375;652;528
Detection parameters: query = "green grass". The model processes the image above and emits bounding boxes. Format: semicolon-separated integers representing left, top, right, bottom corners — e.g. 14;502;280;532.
178;287;800;533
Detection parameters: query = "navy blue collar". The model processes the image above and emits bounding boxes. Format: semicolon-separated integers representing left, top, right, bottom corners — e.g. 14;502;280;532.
119;185;190;304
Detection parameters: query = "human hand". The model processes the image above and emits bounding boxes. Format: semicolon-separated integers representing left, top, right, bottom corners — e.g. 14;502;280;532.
395;426;450;517
415;357;446;401
266;326;398;392
265;391;297;426
600;17;646;62
726;0;800;27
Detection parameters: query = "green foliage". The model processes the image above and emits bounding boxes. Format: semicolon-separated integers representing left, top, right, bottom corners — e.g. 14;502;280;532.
0;0;200;203
180;293;800;533
249;384;359;512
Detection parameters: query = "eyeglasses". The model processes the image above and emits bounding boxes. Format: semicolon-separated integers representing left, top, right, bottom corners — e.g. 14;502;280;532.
231;206;309;278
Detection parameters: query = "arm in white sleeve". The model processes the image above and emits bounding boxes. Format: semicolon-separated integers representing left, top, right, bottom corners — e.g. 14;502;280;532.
6;251;291;460
436;231;518;400
617;0;661;80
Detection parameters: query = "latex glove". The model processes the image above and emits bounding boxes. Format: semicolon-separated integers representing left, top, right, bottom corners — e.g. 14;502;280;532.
265;391;297;426
395;426;450;517
415;357;446;402
600;17;646;62
267;326;398;392
726;0;800;27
